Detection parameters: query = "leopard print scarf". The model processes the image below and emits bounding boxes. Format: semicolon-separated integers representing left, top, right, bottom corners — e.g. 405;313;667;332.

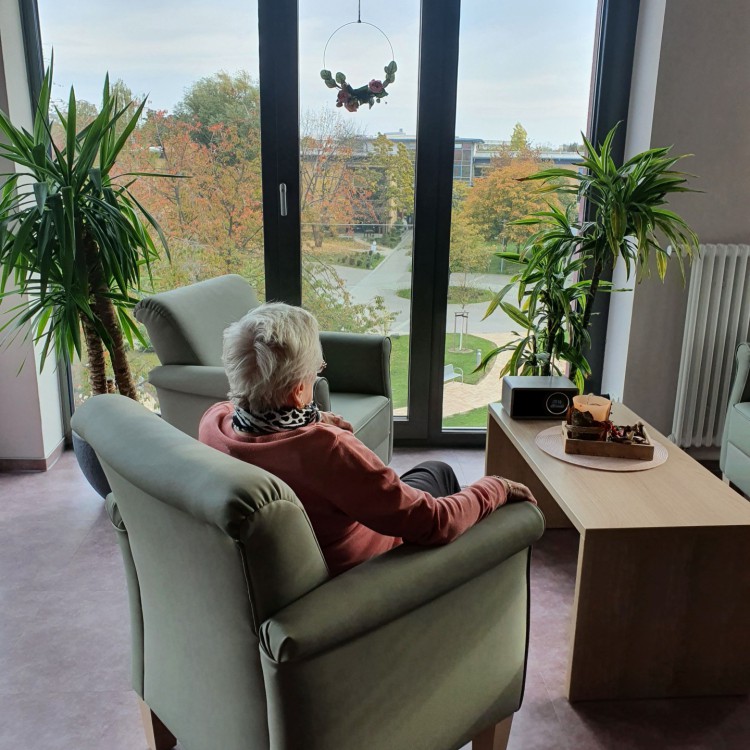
232;402;321;435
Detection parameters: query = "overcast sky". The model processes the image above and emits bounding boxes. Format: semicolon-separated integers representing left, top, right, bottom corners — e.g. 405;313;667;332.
37;0;598;146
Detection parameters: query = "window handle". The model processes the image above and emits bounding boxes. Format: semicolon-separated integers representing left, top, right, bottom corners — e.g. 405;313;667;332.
279;183;288;217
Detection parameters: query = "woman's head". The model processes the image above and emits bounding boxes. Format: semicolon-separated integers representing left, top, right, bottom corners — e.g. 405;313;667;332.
222;303;323;412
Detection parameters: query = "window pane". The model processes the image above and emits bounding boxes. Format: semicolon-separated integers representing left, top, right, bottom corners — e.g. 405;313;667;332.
441;0;598;429
298;0;418;416
37;0;264;408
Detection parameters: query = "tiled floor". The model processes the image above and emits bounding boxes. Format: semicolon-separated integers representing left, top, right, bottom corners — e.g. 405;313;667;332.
1;448;749;750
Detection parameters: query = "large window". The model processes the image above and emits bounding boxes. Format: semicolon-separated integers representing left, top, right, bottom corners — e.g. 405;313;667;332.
29;0;635;443
441;0;599;429
298;0;418;417
37;0;265;407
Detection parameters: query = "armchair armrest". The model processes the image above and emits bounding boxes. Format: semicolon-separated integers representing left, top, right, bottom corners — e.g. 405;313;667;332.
728;343;750;409
319;331;391;396
260;502;544;662
148;365;229;399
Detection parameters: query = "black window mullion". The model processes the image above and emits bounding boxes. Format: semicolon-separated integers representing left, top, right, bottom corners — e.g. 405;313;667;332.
258;0;302;305
395;0;461;442
584;0;641;393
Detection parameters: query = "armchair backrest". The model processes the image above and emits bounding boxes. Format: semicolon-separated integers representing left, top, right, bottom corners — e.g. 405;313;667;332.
71;395;329;750
134;274;259;366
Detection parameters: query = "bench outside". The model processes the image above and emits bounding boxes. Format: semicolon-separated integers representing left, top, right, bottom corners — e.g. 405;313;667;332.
444;364;464;383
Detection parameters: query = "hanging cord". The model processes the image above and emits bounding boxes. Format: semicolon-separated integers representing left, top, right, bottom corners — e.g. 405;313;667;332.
323;20;395;70
358;0;361;23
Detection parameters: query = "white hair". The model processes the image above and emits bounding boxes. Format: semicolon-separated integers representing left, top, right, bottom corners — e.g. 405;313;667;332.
222;303;322;411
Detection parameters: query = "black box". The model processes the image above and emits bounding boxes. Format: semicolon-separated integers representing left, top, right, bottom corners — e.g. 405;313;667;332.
501;376;578;419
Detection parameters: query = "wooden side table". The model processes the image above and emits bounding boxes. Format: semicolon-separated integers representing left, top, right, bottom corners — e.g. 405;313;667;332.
486;402;750;701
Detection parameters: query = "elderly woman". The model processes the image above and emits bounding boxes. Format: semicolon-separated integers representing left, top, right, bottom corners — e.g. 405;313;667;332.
199;303;535;576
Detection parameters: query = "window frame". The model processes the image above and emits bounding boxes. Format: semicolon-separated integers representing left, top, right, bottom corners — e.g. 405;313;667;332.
21;0;641;446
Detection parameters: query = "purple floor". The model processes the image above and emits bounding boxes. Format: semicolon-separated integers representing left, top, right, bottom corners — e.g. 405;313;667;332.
1;449;748;749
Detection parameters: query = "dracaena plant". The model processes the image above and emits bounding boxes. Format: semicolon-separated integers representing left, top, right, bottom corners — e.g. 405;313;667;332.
0;64;174;400
484;123;698;386
480;205;609;392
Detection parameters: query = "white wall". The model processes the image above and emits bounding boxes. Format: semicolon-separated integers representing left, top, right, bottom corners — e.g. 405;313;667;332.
603;0;750;435
0;2;64;464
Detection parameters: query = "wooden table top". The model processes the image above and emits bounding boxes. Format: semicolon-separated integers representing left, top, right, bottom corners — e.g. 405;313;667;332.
488;402;750;531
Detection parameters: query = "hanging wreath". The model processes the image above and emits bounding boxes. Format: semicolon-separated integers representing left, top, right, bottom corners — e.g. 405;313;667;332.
320;61;397;113
319;7;397;113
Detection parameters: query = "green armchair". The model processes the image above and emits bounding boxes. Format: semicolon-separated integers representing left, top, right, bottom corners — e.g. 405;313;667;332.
721;342;750;496
134;274;393;463
71;395;545;750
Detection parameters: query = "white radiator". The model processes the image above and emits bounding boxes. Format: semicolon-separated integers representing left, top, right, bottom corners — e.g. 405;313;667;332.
671;244;750;448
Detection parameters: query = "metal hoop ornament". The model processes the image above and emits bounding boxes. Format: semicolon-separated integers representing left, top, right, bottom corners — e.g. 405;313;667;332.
320;19;397;113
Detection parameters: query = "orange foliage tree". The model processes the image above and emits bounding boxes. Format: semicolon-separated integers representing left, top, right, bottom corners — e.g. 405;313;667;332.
119;110;265;295
462;153;559;248
300;109;375;249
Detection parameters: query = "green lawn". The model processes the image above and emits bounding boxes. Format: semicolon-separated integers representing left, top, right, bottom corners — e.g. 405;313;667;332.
442;406;488;429
396;286;495;305
389;333;495;409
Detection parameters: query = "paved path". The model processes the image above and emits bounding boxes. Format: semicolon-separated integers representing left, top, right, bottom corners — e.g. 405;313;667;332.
329;236;520;419
334;231;519;336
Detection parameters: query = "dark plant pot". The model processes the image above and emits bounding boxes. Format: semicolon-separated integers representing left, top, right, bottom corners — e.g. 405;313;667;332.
72;431;111;498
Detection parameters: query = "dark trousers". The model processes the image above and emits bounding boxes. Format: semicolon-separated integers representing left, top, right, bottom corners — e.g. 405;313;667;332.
400;460;461;496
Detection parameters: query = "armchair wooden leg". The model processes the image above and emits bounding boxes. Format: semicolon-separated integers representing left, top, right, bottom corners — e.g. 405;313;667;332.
138;697;177;750
472;714;513;750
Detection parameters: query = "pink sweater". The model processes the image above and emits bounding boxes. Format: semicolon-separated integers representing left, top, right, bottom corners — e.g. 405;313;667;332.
199;402;510;575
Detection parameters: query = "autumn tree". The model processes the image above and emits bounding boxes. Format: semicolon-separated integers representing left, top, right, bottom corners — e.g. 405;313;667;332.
120;107;264;295
509;122;530;152
174;70;260;161
105;74;402;341
365;133;414;226
449;209;488;309
300;108;374;248
462;155;557;248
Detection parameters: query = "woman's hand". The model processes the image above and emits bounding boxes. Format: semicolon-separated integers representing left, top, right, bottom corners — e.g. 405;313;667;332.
493;477;537;505
320;412;354;432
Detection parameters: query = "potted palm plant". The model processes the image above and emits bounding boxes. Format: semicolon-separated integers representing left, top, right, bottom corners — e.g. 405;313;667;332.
0;66;172;492
479;205;608;392
482;123;698;387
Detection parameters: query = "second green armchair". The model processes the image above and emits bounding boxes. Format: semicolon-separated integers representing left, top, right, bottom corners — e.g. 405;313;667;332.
134;274;393;463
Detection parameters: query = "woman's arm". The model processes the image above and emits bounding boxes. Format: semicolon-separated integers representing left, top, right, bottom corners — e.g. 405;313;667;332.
325;431;532;545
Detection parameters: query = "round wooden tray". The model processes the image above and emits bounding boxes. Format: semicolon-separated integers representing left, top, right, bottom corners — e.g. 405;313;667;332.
535;425;669;472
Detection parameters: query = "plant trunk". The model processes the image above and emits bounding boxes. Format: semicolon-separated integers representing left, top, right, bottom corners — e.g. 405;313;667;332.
542;292;555;376
581;259;604;335
80;314;109;396
93;291;138;400
83;230;138;401
542;324;557;377
570;258;604;384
